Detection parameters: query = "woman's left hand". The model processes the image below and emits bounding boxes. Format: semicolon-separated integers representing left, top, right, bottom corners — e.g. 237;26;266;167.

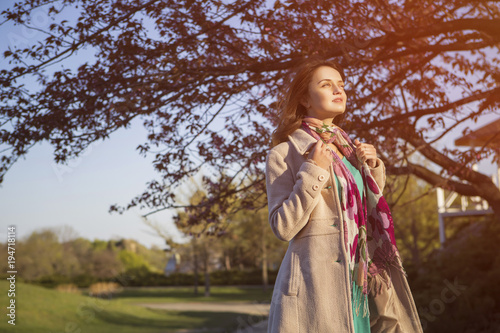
354;139;377;168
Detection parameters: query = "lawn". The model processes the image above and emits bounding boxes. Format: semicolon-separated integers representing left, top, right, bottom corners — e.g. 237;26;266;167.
0;281;271;333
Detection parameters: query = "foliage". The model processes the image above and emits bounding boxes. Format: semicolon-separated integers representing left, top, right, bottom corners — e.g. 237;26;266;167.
0;212;284;289
113;268;279;287
411;216;500;332
1;0;499;224
140;245;167;273
223;206;287;270
114;285;274;304
92;239;111;251
90;249;124;279
385;174;441;274
0;227;165;287
209;268;279;286
118;249;151;271
7;229;85;281
165;178;287;296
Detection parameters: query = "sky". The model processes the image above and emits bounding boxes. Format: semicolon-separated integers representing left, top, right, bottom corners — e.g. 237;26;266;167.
0;1;499;249
0;117;187;248
0;1;189;248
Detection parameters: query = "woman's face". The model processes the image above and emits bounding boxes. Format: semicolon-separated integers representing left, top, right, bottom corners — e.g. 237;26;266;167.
301;66;347;122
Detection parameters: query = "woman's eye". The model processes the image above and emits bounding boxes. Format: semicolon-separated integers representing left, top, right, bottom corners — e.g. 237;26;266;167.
322;83;331;87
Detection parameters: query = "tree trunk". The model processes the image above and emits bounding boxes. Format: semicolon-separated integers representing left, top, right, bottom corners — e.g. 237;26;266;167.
204;269;210;297
203;243;210;297
490;198;500;223
225;251;231;270
192;237;198;296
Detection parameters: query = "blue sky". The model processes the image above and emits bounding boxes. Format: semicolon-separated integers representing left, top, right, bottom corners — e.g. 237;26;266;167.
0;1;498;249
0;117;186;248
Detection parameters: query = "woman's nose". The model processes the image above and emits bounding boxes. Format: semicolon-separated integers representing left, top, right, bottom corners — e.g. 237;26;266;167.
332;84;342;93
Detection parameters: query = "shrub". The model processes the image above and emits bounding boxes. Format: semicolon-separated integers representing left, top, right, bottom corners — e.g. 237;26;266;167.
55;283;81;294
411;217;500;333
88;282;123;298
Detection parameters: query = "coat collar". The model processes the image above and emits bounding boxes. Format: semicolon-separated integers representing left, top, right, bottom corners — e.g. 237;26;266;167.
288;128;317;156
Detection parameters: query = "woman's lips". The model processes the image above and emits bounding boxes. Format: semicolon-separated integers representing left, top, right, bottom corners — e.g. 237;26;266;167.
332;98;343;103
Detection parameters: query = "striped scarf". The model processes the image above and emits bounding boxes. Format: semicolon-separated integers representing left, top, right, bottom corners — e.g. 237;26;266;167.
302;116;407;318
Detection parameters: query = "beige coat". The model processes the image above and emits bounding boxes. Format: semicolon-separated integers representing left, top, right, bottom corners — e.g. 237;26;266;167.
265;128;423;333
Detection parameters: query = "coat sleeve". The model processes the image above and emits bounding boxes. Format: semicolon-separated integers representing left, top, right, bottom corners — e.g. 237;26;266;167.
368;157;386;193
265;149;330;242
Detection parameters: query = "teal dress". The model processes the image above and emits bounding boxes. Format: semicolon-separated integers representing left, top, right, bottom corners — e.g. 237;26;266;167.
334;156;371;333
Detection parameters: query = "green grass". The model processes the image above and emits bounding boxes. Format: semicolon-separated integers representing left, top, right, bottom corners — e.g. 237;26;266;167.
0;281;271;333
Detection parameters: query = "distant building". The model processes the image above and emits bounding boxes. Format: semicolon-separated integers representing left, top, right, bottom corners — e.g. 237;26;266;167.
164;251;181;276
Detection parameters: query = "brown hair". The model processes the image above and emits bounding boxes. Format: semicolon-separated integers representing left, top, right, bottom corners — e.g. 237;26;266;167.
271;58;346;147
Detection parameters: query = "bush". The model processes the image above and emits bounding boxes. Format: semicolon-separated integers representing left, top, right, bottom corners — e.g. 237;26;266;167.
55;283;81;294
411;217;500;333
210;268;278;285
113;268;279;287
88;282;122;298
22;267;280;288
72;273;98;288
32;274;72;288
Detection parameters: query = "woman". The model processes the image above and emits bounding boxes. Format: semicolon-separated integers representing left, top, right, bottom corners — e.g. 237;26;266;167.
265;59;423;333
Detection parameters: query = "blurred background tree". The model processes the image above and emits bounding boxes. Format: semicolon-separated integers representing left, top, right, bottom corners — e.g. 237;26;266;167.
385;174;440;274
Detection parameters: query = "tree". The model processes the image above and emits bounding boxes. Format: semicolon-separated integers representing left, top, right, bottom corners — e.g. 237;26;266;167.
1;0;499;224
226;204;287;290
90;248;123;279
174;189;225;296
14;228;90;281
384;174;441;275
118;249;150;271
17;229;66;280
67;236;94;276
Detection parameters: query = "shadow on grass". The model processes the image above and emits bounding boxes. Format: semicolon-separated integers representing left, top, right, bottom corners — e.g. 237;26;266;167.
94;307;268;332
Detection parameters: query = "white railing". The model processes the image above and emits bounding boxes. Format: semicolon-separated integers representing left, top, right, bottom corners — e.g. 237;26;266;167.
435;164;497;249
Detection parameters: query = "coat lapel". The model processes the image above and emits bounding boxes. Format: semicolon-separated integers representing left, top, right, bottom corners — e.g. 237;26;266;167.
288;128;317;156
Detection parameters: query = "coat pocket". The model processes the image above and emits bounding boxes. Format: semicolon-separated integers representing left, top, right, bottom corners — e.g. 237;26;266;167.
269;295;300;333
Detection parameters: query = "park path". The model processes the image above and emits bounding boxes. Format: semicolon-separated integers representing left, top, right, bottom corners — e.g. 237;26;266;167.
135;301;269;333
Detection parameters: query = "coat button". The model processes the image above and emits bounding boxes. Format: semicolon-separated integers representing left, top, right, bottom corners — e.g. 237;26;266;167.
312;184;320;191
318;174;325;181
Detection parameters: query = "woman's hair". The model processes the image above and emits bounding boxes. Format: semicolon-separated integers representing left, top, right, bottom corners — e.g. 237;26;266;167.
271;58;346;147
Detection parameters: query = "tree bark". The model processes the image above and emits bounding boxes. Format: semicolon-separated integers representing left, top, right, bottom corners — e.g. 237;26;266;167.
192;237;198;296
224;251;231;270
202;241;210;297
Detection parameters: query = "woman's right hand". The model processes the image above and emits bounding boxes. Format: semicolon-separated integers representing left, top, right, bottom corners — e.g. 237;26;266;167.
309;140;334;170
